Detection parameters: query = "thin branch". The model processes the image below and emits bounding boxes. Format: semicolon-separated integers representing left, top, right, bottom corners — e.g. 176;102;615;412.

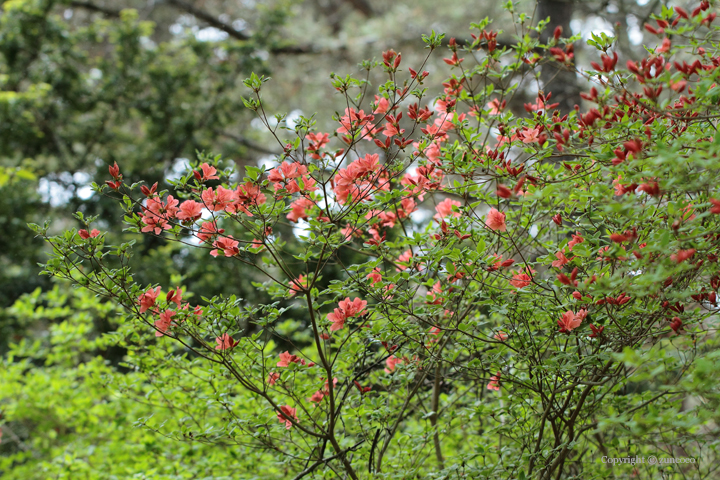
218;131;283;156
69;1;120;17
292;441;364;480
166;0;320;54
167;0;249;41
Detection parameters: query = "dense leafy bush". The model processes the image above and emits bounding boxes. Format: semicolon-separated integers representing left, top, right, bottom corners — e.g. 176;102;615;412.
1;287;278;479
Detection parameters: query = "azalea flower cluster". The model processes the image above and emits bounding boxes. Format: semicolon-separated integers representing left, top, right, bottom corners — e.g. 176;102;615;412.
136;285;207;339
327;297;368;331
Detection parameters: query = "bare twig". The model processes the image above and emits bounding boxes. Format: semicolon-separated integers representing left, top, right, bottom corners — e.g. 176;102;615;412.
69;1;120;17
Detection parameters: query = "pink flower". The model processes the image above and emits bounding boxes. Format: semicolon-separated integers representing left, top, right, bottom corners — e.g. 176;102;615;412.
268;163;306;193
268;161;308;184
210;236;239;257
426;282;443;305
286;198;314;222
268;372;280;385
145;195;179;218
309;391;325;403
367;268;382;286
373;95;390;114
384;355;404;373
552;249;571;268
494;331;508;341
78;229;101;239
306;132;330;153
326;309;345;331
382;122;404;137
199;163;219;181
277;405;297;429
327;297;368;331
215;333;237;350
509;268;534;289
433;198;462;222
155;309;175;337
487;372;501;391
336;107;374;136
398;197;417;218
557;309;587;333
396;249;413;271
289;275;308;296
340;224;361;241
322;377;338;394
486;208;507;232
342;297;367;316
422;142;443;165
177;200;203;221
201;186;236;212
486;98;506;115
138;286;161;313
365;210;397;228
196;220;224;243
332;154;382;204
710;198;720;214
568;232;585;250
233;182;267;215
140;202;173;234
519;126;543;144
166;286;182;306
277;351;305;367
672;249;696;263
613;176;626;196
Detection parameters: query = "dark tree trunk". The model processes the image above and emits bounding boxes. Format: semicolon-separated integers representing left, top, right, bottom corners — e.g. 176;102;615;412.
537;0;581;114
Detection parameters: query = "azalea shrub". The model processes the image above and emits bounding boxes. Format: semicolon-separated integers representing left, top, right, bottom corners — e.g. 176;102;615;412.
29;2;720;478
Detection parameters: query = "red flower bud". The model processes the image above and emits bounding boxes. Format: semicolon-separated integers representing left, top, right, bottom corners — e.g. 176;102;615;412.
496;185;512;198
108;162;120;179
589;324;604;338
141;182;158;197
610;233;628;243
